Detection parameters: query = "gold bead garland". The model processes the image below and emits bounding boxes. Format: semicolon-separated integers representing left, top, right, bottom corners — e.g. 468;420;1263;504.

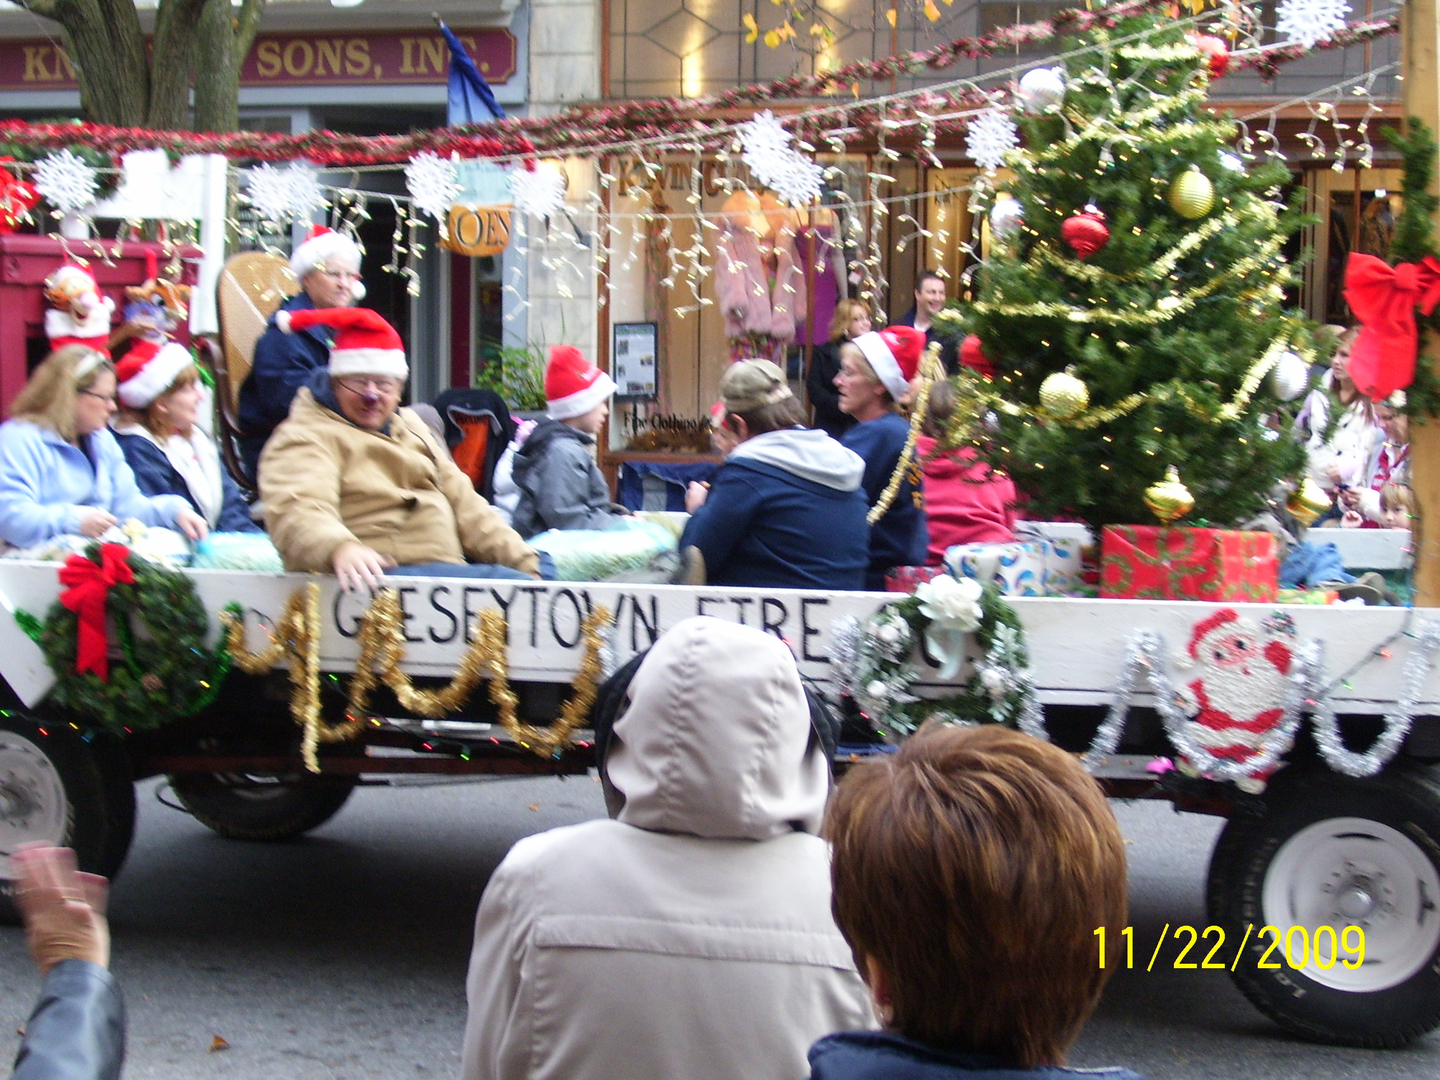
868;342;946;526
224;584;614;771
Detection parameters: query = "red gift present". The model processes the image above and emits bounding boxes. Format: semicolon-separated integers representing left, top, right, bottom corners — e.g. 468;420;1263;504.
1100;525;1278;602
885;565;947;593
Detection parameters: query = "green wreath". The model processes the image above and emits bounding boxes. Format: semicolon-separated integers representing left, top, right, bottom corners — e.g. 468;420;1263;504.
839;578;1038;737
15;547;231;736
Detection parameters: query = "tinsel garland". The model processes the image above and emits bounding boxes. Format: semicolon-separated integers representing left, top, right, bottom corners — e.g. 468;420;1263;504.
829;583;1042;738
16;548;230;736
223;585;611;771
869;343;946;525
1306;619;1440;778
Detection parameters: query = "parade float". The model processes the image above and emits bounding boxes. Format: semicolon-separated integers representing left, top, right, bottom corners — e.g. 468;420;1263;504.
0;0;1434;1053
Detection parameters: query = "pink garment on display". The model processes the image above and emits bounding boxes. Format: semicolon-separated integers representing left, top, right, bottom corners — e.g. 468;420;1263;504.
714;218;805;346
917;434;1017;564
795;225;842;346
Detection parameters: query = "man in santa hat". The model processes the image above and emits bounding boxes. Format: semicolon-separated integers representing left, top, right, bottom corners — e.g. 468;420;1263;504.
258;308;544;591
838;326;930;588
237;226;365;479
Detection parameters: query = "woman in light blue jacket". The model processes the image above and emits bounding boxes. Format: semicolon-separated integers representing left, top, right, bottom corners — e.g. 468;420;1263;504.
0;345;207;549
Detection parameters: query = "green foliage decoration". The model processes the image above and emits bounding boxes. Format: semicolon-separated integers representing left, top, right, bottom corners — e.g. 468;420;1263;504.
475;341;547;412
1382;120;1440;421
951;16;1310;531
15;547;230;735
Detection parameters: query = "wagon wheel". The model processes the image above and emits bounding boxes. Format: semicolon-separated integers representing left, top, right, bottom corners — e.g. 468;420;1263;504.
1207;764;1440;1048
0;713;135;924
167;770;358;841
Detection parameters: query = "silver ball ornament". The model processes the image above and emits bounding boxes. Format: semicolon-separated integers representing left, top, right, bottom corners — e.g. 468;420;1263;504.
1017;68;1065;114
1268;350;1308;402
990;196;1024;239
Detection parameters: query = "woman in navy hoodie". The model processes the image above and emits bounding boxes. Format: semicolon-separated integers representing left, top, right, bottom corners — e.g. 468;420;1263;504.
810;724;1143;1080
837;326;930;589
681;359;869;589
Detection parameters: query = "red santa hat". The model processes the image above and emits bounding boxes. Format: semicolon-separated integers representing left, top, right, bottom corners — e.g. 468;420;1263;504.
290;225;365;300
115;340;195;408
277;306;408;381
1187;608;1239;659
852;326;926;400
545;345;617;420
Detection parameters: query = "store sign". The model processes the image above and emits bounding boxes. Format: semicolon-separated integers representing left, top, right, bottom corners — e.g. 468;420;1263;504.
443;205;512;257
0;28;516;91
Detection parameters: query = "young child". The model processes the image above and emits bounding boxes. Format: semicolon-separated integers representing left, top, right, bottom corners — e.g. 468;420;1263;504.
809;724;1142;1080
510;346;628;539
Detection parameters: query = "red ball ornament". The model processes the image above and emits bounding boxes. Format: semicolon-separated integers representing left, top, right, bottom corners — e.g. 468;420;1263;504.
1061;207;1109;260
1191;34;1230;79
959;334;995;379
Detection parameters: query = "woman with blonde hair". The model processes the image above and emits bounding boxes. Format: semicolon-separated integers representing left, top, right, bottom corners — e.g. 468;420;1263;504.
111;340;259;533
0;345;207;549
808;298;871;439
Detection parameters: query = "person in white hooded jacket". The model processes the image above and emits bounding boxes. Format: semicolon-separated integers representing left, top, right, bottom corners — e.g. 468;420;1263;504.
680;359;870;589
460;616;875;1080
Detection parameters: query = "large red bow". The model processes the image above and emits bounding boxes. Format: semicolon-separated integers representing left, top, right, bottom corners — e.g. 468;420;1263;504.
1343;253;1440;401
58;543;134;682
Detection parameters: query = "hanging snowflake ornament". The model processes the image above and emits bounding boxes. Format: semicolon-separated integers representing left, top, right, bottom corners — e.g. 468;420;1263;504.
33;149;98;215
245;163;327;224
404;152;461;234
510;162;568;220
1275;0;1350;49
737;109;825;207
966;107;1020;174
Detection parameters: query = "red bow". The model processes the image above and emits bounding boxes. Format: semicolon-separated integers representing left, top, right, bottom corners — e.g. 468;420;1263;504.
58;544;134;682
1343;253;1440;401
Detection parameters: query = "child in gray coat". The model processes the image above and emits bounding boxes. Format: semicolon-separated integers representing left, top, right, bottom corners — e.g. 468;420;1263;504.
511;346;629;539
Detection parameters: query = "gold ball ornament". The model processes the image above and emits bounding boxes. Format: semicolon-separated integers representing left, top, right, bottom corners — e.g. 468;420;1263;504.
1144;466;1195;524
1168;167;1215;219
1039;369;1089;420
1286;477;1331;527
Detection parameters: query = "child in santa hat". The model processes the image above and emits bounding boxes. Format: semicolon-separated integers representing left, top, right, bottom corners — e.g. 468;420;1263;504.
509;346;630;539
837;327;930;589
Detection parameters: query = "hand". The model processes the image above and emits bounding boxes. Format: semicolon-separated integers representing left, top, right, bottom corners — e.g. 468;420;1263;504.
77;509;117;538
174;508;209;541
1339;487;1361;509
332;541;396;593
685;481;710;513
1341;509;1364;528
10;845;109;976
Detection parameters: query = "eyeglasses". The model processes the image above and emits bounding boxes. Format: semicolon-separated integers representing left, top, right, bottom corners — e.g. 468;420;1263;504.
335;376;401;395
78;390;117;405
315;266;362;281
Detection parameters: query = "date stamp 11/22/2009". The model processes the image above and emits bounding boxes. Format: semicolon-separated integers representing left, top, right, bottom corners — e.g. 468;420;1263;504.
1094;924;1366;972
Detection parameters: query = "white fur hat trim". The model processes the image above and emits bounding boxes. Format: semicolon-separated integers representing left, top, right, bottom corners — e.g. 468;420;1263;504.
852;331;908;401
290;230;362;281
329;347;409;381
118;343;194;409
547;371;617;420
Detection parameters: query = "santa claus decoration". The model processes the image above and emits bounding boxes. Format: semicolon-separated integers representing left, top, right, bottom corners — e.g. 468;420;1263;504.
43;264;114;356
1173;608;1297;792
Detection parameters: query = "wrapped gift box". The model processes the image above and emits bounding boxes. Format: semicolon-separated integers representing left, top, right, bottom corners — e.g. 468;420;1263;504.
945;541;1048;596
1100;525;1278;602
1013;522;1087;595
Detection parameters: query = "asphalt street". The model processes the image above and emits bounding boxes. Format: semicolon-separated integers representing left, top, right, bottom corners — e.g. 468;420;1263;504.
0;774;1436;1079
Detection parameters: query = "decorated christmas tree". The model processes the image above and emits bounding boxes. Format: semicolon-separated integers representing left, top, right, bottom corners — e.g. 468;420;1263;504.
940;14;1312;530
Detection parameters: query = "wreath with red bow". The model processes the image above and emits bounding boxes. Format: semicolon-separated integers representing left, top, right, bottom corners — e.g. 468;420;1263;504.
14;544;230;736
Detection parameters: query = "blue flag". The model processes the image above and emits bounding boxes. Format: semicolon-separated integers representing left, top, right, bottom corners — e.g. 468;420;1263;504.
440;21;506;125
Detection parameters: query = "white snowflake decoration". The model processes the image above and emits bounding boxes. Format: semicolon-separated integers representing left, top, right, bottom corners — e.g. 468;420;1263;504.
737;109;825;207
404;152;461;226
33;150;98;215
966;107;1020;174
244;163;327;224
510;164;568;220
1275;0;1350;49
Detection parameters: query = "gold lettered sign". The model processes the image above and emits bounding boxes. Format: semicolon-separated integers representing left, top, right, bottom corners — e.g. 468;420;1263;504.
442;204;512;257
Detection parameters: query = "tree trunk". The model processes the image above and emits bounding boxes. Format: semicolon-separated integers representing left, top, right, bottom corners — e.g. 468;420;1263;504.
148;0;210;129
15;0;151;125
193;0;265;133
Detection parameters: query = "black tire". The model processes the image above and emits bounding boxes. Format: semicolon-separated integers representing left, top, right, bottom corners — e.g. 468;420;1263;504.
0;714;136;924
1207;765;1440;1047
168;770;358;841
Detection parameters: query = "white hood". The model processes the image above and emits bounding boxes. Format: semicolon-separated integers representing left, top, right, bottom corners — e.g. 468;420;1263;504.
729;427;864;491
605;616;830;840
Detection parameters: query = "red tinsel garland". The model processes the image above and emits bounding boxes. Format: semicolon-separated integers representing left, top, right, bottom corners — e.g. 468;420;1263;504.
0;5;1399;167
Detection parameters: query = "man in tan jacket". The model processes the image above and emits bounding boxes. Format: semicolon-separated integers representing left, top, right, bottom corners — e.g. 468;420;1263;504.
258;307;542;591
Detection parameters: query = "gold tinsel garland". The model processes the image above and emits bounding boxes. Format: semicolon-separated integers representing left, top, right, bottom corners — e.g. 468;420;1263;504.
223;585;613;771
869;342;947;526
